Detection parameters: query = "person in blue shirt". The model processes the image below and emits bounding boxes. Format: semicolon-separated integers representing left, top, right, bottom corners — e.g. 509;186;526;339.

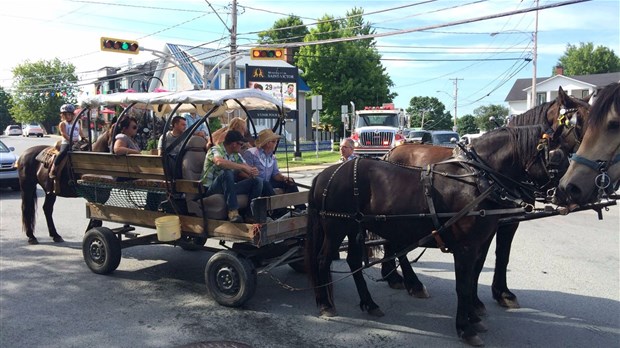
339;137;357;162
242;129;305;212
184;112;208;139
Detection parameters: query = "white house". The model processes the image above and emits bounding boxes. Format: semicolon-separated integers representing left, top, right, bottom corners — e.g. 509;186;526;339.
505;70;620;116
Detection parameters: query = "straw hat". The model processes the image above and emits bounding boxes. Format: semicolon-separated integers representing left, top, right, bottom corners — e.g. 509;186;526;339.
256;129;281;147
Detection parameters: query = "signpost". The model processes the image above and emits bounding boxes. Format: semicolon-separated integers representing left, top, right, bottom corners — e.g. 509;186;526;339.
312;95;323;158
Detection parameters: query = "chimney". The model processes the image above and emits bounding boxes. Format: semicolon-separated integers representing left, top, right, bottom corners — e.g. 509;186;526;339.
555;65;564;76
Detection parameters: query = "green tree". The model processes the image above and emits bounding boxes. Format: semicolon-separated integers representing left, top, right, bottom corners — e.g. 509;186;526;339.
555;42;620;75
10;58;78;133
295;8;396;136
0;87;14;131
457;114;479;135
405;96;452;130
473;104;509;131
257;15;309;65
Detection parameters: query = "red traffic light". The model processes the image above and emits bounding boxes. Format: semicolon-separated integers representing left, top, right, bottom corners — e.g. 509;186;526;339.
100;37;140;55
250;48;285;60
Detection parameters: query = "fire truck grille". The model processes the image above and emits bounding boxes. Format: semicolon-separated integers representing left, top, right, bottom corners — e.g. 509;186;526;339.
359;131;393;146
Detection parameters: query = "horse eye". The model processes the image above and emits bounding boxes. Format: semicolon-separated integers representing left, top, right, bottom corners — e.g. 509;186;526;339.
608;120;619;130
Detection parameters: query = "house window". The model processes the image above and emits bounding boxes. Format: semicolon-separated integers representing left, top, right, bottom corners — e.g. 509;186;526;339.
168;71;177;91
536;92;546;105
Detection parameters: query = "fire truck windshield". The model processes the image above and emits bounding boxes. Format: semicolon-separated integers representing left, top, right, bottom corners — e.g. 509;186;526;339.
356;114;399;128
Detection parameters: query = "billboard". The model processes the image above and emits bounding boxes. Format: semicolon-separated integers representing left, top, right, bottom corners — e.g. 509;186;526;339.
246;65;298;119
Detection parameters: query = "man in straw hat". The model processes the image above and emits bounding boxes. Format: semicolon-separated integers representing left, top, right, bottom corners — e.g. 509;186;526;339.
243;129;305;212
200;130;263;223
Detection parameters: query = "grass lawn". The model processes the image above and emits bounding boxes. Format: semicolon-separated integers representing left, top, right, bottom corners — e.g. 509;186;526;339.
275;150;341;167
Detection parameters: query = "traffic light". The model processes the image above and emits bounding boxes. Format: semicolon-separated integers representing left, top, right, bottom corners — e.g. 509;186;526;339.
250;48;285;60
100;37;140;55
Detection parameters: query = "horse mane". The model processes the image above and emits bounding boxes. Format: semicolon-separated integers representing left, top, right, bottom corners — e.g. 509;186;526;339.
508;101;554;128
482;125;544;167
589;82;620;127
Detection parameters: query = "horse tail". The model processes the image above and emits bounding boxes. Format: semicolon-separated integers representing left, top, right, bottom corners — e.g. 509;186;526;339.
305;175;335;308
17;146;45;237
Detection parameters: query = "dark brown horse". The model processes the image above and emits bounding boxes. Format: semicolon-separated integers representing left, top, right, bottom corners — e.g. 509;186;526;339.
306;125;564;346
379;87;591;312
17;132;111;245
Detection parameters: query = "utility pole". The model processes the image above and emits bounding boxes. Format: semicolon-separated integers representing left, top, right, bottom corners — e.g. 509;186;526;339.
531;0;539;108
229;0;237;89
449;78;463;131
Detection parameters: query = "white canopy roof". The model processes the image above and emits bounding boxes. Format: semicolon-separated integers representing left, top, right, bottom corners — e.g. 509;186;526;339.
79;88;289;117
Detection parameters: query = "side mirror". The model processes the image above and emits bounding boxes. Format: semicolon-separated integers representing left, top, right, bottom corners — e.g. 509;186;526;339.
450;137;458;144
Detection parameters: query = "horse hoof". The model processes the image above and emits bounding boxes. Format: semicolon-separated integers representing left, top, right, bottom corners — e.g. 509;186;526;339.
52;236;65;243
462;334;484;347
408;285;430;298
368;307;385;317
28;238;39;245
388;281;405;290
472;321;488;333
495;292;520;309
320;307;337;318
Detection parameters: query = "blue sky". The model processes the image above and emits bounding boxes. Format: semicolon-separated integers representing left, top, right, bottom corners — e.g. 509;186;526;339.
1;0;618;116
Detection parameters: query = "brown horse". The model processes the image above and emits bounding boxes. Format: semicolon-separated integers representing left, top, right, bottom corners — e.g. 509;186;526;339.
557;82;620;205
17;131;111;245
306;125;561;346
380;87;591;312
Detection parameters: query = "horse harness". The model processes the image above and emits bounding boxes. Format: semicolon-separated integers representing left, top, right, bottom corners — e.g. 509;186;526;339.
318;154;539;264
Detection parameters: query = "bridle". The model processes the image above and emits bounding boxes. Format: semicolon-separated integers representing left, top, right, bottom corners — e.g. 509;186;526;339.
569;150;620;194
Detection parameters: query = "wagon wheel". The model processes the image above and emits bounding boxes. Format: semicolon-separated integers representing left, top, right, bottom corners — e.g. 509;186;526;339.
178;235;207;251
82;227;121;274
205;250;257;307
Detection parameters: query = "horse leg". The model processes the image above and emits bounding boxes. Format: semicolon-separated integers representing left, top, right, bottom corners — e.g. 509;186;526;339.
492;223;520;308
20;175;39;245
399;254;430;298
380;243;405;289
314;222;346;318
471;232;495;317
453;244;485;347
42;193;64;243
346;233;383;317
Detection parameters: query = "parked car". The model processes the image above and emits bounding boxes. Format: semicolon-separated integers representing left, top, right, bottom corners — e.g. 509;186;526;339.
430;130;460;147
406;130;432;143
0;139;20;191
4;125;22;136
23;123;45;137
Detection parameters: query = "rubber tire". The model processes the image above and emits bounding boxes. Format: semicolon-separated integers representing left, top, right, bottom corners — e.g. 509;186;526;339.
179;235;207;251
205;250;257;307
83;227;122;274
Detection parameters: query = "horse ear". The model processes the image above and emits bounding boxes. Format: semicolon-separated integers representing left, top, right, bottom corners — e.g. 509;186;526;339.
557;86;570;104
582;92;593;103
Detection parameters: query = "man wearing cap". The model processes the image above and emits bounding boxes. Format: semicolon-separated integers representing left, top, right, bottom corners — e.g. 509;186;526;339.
158;115;187;155
243;129;305;212
200;130;263;223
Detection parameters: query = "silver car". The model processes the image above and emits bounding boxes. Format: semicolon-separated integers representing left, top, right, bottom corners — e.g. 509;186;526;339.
0;140;20;191
4;125;22;136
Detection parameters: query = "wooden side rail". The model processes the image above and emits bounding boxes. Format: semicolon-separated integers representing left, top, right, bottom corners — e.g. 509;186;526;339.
70;152;164;180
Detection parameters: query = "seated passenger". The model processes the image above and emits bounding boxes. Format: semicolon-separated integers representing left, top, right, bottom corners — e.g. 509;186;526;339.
158;115;187;155
113;116;141;155
208;117;255;150
243;129;305;212
200;130;263;223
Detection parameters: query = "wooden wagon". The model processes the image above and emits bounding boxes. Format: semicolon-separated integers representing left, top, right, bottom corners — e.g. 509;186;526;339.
71;89;308;307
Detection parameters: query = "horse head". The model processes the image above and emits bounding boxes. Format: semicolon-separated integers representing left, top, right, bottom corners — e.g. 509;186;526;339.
557;82;620;206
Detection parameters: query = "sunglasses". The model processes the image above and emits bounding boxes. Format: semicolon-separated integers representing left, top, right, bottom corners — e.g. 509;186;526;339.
236;141;245;146
340;146;351;149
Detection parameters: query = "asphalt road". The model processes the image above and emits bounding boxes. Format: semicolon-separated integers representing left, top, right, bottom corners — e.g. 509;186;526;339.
0;135;618;348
